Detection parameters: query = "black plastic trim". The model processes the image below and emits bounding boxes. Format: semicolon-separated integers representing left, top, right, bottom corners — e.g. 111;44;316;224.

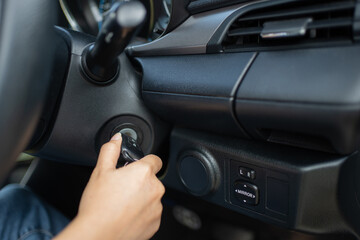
142;91;248;138
136;52;257;138
138;52;255;97
206;0;356;53
162;128;357;235
32;29;169;166
128;3;249;56
163;0;190;34
27;28;72;150
234;45;360;154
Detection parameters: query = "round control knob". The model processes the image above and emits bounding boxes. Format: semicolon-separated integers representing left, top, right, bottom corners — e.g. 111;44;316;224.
178;151;219;196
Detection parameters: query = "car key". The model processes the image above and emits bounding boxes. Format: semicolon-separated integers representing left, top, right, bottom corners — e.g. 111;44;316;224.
117;133;144;167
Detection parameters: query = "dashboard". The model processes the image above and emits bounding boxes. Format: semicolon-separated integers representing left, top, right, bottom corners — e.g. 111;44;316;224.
31;0;360;238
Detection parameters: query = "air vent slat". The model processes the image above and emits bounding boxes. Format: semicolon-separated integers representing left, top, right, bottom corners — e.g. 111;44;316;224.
221;0;356;52
238;2;355;22
307;18;353;30
228;18;353;38
228;27;262;37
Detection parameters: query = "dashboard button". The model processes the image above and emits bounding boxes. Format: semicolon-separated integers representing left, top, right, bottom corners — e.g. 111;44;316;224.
234;182;259;205
239;167;256;180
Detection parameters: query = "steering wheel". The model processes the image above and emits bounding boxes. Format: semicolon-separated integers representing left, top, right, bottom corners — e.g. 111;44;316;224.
0;0;56;181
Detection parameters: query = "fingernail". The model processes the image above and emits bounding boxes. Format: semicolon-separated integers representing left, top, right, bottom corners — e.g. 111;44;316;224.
111;133;122;141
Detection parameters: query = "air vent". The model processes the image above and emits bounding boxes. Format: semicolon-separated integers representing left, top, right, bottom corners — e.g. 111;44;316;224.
222;0;359;52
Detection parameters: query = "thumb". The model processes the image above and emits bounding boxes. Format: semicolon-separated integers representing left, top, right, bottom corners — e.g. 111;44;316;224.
95;133;122;171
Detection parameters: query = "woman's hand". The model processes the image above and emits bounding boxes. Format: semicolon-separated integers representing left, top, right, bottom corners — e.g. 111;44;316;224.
54;133;165;240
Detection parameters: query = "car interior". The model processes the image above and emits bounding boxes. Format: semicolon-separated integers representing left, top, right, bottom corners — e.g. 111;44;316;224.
1;0;360;239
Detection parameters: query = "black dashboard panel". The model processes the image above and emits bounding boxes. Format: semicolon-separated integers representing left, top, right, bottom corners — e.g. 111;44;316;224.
33;30;168;166
140;53;255;97
237;46;360;104
132;0;360;155
138;45;360;154
24;0;360;237
162;128;359;235
133;0;360;237
128;4;244;57
137;53;257;137
236;45;360;154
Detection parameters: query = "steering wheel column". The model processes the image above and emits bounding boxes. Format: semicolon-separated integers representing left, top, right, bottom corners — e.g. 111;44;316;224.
26;27;169;166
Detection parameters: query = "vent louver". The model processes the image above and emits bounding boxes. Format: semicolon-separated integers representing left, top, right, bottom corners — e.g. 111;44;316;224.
222;0;359;52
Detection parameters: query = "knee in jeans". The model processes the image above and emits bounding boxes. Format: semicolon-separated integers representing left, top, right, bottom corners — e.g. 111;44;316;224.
0;184;37;208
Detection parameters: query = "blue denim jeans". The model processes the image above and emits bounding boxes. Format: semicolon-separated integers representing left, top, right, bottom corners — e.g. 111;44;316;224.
0;184;70;240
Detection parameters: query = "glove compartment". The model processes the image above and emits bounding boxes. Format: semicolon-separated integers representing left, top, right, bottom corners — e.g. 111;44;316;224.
235;45;360;154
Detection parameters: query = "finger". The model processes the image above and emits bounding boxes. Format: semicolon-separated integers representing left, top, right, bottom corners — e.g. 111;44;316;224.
139;154;163;174
95;133;122;171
